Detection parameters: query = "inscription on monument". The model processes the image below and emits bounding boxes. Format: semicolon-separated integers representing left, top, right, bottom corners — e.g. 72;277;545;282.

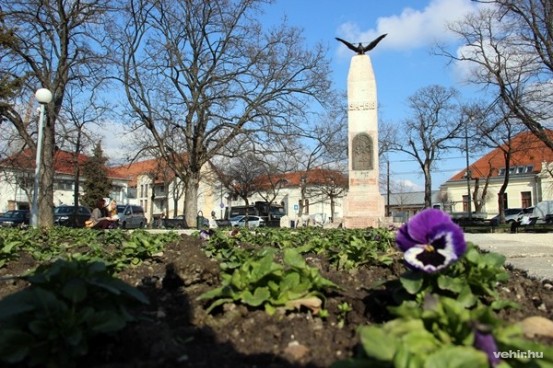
352;133;373;170
348;101;376;111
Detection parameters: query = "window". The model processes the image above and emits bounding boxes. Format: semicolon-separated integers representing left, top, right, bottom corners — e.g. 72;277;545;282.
521;192;532;208
55;180;73;190
127;187;137;199
516;166;525;174
525;165;533;173
498;168;506;176
462;195;469;212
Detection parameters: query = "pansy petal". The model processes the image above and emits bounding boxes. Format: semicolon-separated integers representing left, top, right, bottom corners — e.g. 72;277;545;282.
405;209;455;244
404;247;448;273
428;222;467;257
474;330;501;367
396;223;417;252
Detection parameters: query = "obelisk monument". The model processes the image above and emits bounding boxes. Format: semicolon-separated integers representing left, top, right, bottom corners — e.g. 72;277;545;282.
337;36;386;228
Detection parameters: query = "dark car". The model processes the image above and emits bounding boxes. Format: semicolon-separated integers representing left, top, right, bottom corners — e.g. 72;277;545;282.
54;206;92;228
158;215;209;229
0;210;30;228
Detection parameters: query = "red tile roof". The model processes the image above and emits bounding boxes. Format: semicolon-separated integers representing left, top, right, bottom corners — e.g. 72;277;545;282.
0;149;128;180
254;167;348;188
111;158;177;187
449;130;553;181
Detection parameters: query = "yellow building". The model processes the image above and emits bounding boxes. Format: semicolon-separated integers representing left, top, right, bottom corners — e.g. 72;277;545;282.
440;130;553;218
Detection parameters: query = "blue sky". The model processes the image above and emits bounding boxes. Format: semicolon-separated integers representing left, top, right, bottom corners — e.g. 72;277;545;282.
99;0;484;191
266;0;484;191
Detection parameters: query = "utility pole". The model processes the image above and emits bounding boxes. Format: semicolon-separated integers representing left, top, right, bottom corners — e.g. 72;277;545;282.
465;124;472;221
386;160;390;217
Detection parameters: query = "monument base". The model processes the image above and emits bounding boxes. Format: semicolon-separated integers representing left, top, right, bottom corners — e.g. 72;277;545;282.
342;216;383;228
343;192;386;229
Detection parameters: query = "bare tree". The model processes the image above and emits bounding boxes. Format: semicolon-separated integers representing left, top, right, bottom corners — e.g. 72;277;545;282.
289;107;348;217
0;0;113;226
215;153;266;223
391;85;465;208
111;0;332;227
441;0;553;150
471;173;493;213
305;168;348;222
57;87;110;215
470;102;529;221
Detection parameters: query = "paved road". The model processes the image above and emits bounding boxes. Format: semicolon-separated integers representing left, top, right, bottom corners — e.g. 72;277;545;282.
465;233;553;280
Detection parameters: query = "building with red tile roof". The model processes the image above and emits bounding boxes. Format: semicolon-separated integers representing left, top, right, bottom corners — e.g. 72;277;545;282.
110;157;218;223
110;154;350;226
440;130;553;217
0;149;129;212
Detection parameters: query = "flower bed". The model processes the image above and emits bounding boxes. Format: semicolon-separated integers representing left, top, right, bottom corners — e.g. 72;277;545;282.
0;211;552;367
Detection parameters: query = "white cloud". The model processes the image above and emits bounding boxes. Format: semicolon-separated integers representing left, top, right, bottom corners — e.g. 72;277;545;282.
87;121;138;166
392;179;423;192
336;0;479;55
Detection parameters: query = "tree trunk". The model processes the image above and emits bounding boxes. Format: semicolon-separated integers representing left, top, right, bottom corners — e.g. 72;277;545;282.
184;172;200;228
423;163;433;208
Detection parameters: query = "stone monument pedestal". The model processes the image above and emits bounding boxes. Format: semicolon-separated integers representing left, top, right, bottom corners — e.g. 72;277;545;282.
343;184;385;228
342;54;385;228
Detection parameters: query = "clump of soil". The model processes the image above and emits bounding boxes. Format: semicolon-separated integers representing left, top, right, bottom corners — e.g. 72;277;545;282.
0;234;552;367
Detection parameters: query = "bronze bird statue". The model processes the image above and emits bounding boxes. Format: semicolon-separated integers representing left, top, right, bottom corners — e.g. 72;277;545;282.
335;34;387;55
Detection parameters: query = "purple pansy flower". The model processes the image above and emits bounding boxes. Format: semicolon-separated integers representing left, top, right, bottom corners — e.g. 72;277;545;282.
396;208;466;273
199;229;213;240
473;329;501;367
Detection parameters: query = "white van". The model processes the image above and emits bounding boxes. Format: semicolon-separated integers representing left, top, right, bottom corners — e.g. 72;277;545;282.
532;200;553;224
116;205;147;229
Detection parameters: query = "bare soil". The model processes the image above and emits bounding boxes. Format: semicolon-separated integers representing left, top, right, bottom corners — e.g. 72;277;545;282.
0;233;552;367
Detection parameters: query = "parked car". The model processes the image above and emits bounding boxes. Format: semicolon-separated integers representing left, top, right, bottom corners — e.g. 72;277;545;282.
155;215;212;229
229;215;265;228
532;200;553;224
159;215;189;229
0;210;30;228
489;208;524;226
116;205;147;229
54;205;92;228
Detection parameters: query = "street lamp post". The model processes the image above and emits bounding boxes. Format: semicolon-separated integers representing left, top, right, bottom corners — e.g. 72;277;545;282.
31;88;53;227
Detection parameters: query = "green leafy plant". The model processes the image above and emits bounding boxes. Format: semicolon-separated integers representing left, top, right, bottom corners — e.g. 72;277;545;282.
0;259;148;367
0;227;180;274
337;302;352;328
198;247;338;315
333;295;553;368
393;244;516;310
201;229;254;271
203;227;397;271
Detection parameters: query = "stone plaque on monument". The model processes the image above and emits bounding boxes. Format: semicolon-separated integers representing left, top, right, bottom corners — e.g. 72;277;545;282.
352;133;373;171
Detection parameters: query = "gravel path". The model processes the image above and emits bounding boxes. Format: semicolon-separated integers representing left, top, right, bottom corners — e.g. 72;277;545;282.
465;233;553;280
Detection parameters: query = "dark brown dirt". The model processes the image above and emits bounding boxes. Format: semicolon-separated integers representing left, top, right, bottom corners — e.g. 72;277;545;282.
0;233;552;367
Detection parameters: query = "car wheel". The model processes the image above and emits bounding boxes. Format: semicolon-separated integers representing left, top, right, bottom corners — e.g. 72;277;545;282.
122;221;127;229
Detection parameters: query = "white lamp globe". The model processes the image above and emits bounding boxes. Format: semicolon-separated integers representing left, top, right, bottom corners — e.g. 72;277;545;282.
35;88;53;104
